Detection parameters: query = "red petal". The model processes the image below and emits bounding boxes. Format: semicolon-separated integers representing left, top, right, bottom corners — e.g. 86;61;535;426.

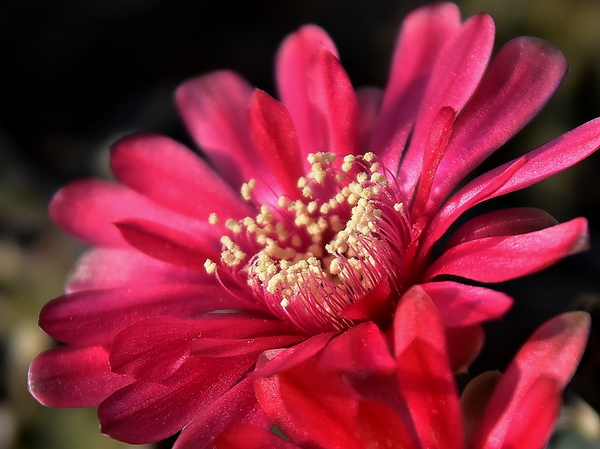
99;355;256;444
307;49;359;156
216;424;300;449
28;346;132;408
422;281;513;327
175;71;278;201
275;25;338;159
39;283;261;346
445;325;485;373
372;2;461;168
115;218;221;270
399;12;495;198
190;335;303;358
475;311;591;449
425;218;589;283
175;379;272;449
460;370;502;448
248;90;305;198
65;247;206;293
429;37;567;213
251;332;335;378
254;361;364;449
356;86;383;152
393;286;463;449
110;133;254;221
316;322;396;375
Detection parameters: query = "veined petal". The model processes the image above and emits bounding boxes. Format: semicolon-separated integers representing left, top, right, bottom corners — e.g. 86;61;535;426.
474;311;591;449
276;24;338;159
175;71;279;200
248;90;305;198
110;133;254;222
190;335;304;358
371;2;461;168
425;218;589;283
398;12;495;198
50;179;209;247
65;247;206;293
28;346;132;408
393;286;463;449
428;37;567;213
176;379;272;449
39;283;262;346
99;355;256;444
422;281;513;327
307;49;360;157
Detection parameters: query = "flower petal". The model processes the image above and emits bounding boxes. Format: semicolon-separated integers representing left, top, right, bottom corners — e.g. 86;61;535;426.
315;322;396;375
429;37;568;212
99;355;256;444
175;71;278;200
176;379;272;449
50;179;208;247
425;218;589;283
248;90;305;198
398;11;495;198
307;49;360;157
115;218;221;271
65;247;206;293
275;24;338;159
110;133;254;222
445;325;485;373
216;424;301;449
39;283;261;346
422;281;513;327
474;311;591;449
356;86;382;152
371;2;461;168
28;346;132;408
393;286;463;449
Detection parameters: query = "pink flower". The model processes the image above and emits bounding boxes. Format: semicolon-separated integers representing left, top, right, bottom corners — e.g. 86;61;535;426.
29;2;600;447
216;287;591;449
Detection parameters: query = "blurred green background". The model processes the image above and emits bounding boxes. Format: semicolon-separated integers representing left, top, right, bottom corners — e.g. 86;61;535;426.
2;0;600;447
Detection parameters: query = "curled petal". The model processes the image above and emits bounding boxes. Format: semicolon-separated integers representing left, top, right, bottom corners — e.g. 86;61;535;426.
28;346;132;408
425;218;589;283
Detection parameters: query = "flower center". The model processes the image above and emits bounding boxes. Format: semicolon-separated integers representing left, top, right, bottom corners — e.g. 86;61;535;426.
206;153;412;334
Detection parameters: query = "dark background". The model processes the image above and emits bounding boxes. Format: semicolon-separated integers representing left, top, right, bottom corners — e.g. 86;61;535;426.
2;0;600;447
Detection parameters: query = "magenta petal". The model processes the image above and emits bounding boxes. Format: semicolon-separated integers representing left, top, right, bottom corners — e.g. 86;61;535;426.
248;90;305;198
356;86;382;152
28;346;132;408
393;286;463;449
65;247;206;293
175;71;278;199
190;335;303;358
39;283;261;346
115;218;221;270
99;355;256;444
445;207;558;250
50;180;207;247
175;379;272;449
275;24;338;159
216;424;301;449
425;218;589;283
422;281;513;327
398;12;495;197
429;37;567;212
110;133;254;221
316;322;396;375
475;311;591;449
371;2;461;168
251;332;335;378
307;49;360;156
445;325;485;373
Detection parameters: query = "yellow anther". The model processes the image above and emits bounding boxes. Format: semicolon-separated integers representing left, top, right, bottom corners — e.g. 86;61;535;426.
208;213;218;225
204;259;217;274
